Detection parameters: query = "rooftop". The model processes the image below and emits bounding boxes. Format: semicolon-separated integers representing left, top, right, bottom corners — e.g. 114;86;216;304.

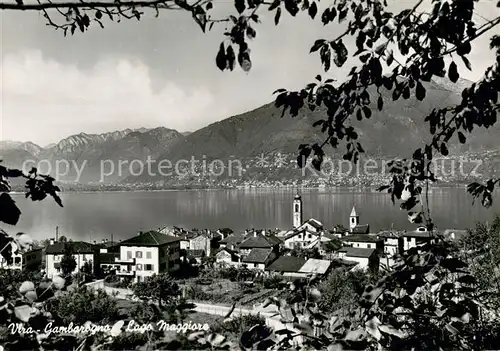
350;224;370;234
220;234;246;245
350;206;358;217
341;247;376;258
403;231;435;238
242;248;273;264
266;256;307;273
120;231;181;247
298;259;331;275
341;234;382;243
238;235;280;249
45;241;98;255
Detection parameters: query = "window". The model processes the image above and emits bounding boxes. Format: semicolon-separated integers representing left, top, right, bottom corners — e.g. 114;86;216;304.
146;251;152;259
298;234;302;240
136;251;143;259
14;257;21;264
307;234;312;239
127;251;132;259
367;244;372;248
54;255;59;261
294;204;299;212
136;264;143;271
145;264;153;271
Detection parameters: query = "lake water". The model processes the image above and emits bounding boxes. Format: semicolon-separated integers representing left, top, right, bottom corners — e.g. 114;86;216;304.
6;188;500;242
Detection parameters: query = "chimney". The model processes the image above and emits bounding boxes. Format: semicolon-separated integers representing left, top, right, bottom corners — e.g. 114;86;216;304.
49;238;55;246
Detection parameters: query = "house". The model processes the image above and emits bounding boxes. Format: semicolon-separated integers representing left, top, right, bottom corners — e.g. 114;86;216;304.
0;243;43;271
116;231;181;282
298;259;332;276
45;240;99;278
443;229;468;241
99;252;121;276
376;230;403;269
265;256;307;278
237;233;281;257
214;247;241;267
242;248;277;270
220;234;247;251
283;228;321;250
23;248;43;271
340;234;384;251
400;226;438;252
338;247;379;273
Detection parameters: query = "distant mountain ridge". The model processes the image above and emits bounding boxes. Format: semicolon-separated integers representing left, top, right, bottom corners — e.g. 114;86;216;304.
2;77;499;186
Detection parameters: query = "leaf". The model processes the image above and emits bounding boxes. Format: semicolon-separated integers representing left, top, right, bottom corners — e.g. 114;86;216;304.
416;81;426;101
320;46;331;71
226;45;236;70
52;275;66;290
440;143;449;156
365;316;382;340
19;281;36;294
362;106;372;119
445;323;459;335
0;193;21;225
377;95;384;111
274;7;281;25
110;320;124;337
14;305;33;322
235;0;246;14
215;43;226;71
309;288;321;301
458;131;466;144
308;1;317;19
345;328;366;341
208;333;226;346
379;324;406;338
310;39;325;53
26;290;38;302
461;55;472;71
448;61;459;83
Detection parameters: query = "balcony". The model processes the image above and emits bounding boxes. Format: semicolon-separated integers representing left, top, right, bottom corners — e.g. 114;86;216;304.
114;257;136;264
116;269;135;276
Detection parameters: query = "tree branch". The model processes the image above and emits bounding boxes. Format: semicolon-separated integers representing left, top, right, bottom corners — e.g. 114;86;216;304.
0;0;179;10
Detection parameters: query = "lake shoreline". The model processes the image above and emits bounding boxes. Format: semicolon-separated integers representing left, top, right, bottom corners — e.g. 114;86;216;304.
9;183;470;195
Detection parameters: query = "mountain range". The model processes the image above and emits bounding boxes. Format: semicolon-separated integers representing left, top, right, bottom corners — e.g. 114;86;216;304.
1;77;498;186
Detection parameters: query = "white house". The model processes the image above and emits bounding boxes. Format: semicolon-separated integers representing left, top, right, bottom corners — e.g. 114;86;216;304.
400;226;438;252
242;248;276;270
0;242;43;271
214;247;241;267
338;247;379;272
116;231;181;283
45;240;98;278
340;234;384;250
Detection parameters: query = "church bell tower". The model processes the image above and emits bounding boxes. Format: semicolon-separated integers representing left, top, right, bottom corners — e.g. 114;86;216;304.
293;193;303;228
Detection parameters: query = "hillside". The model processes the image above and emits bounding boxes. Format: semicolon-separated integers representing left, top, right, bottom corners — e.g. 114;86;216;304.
2;77;499;188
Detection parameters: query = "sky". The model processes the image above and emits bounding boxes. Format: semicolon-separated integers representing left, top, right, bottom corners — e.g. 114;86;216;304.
0;0;498;146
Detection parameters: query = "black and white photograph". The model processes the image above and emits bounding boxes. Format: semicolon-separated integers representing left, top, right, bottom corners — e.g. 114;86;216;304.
1;0;499;349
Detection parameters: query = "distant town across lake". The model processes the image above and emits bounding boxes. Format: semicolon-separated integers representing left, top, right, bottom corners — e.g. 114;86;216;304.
8;187;500;241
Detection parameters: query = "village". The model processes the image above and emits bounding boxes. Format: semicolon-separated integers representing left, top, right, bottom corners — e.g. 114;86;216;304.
1;193;467;285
